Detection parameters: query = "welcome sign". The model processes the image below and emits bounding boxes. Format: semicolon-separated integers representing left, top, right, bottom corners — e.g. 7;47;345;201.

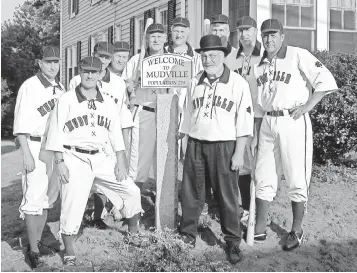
141;53;193;88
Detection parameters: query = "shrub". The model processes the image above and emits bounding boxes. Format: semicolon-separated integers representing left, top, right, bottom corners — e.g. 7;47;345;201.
1;78;16;137
310;51;357;164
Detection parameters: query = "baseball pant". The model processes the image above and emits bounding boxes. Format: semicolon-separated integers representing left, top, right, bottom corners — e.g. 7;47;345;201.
19;138;59;219
255;113;313;202
59;149;141;235
128;106;156;183
180;137;241;246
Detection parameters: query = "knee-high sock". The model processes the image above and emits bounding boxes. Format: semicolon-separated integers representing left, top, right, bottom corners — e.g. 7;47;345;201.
238;174;251;211
93;193;107;220
62;234;75;256
25;214;40;252
291;201;305;233
37;209;48;242
255;198;270;234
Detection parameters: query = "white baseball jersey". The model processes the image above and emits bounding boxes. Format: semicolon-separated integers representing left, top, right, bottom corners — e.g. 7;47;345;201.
226;41;265;118
68;70;134;129
45;86;125;153
14;73;65;137
122;50;171;108
180;65;254;141
253;46;338;112
224;42;237;66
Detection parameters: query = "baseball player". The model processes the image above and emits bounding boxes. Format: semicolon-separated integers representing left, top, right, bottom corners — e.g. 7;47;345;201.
122;23;171;191
165;17;203;160
179;34;253;264
225;16;264;224
69;42;134;226
13;46;64;269
210;14;237;63
108;41;131;77
45;56;142;266
251;19;338;250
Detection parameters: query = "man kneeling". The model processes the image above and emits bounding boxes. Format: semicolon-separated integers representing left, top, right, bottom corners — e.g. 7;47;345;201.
45;56;142;266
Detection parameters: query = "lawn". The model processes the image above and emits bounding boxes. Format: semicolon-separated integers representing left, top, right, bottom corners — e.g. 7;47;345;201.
1;141;357;271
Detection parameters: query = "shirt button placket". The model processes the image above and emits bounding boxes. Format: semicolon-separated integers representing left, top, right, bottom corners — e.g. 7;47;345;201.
91;112;96;137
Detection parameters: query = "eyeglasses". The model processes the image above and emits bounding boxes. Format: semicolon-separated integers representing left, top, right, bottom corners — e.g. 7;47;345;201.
200;53;220;61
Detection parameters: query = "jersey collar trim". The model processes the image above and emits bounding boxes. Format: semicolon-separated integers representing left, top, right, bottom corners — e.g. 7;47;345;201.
166;42;194;57
197;64;230;86
75;85;104;103
236;40;262;58
258;45;288;66
101;69;111;83
36;72;62;89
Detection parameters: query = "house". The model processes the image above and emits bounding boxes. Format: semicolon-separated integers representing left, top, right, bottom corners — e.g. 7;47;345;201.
60;0;357;87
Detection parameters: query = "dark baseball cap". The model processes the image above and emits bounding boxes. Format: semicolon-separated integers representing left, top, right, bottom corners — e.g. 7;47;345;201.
261;19;284;33
94;41;114;56
79;56;102;71
42;46;60;61
113;41;130;52
211;14;229;24
237;16;257;29
147;23;165;34
172;17;190;28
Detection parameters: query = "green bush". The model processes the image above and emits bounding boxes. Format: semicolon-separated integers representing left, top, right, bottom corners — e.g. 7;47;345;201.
1;78;16;137
310;51;357;164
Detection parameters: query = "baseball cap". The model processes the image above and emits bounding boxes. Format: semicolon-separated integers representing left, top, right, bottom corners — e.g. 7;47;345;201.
42;46;60;61
94;41;114;56
261;19;284;33
79;56;102;71
237;16;257;29
147;23;165;34
113;41;130;52
211;14;229;25
172;17;190;28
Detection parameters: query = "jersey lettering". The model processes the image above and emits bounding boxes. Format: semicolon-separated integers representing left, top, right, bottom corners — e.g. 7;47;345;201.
97;115;111;130
37;98;57;117
257;71;292;86
65;115;89;132
192;96;234;112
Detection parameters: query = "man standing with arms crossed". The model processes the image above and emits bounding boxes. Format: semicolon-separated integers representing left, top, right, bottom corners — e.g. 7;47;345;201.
179;34;253;264
226;16;264;224
13;46;64;268
251;19;338;249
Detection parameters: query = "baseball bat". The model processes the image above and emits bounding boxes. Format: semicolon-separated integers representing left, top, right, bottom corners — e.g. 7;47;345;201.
203;19;210;35
246;177;256;246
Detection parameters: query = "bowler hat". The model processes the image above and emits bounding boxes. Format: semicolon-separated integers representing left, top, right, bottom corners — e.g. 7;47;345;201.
79;56;102;71
42;46;60;61
194;34;228;55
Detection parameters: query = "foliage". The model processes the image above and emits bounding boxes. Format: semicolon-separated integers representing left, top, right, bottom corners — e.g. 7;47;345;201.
310;51;357;164
1;0;60;136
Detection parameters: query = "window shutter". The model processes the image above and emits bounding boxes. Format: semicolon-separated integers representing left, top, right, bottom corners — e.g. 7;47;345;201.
77;41;81;64
144;10;150;28
130;17;135;56
108;26;114;44
88;36;92;55
74;0;79;14
150;8;156;23
68;0;71;15
167;0;176;43
65;47;68;89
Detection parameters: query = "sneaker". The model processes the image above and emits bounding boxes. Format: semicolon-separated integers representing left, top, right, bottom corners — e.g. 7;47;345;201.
226;245;243;264
63;255;76;266
91;219;109;230
243;231;267;243
37;241;58;256
240;210;249;225
25;246;43;269
283;230;304;251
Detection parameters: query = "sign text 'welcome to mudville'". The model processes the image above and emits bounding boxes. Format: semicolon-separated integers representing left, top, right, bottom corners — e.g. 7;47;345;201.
141;54;193;88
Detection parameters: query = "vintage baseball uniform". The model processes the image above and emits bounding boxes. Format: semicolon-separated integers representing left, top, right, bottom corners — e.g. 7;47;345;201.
226;41;264;175
123;48;172;183
179;65;254;244
45;85;141;235
253;45;338;202
13;72;64;219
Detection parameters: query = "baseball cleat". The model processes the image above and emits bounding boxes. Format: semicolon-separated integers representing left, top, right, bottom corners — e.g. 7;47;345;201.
37;241;58;256
63;255;76;266
25;246;44;269
226;245;243;264
283;230;304;251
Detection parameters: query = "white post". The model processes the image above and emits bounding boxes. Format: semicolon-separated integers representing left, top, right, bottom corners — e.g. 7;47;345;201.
316;0;329;51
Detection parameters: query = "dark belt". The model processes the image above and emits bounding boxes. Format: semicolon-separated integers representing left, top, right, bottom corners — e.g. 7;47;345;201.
63;145;99;155
134;104;155;113
29;136;41;142
266;110;292;117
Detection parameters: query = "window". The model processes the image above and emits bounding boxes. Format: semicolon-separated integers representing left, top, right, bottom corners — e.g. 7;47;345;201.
66;44;78;85
229;0;250;46
102;31;108;42
91;35;99;54
329;0;357;52
135;14;144;54
68;0;79;18
204;0;222;19
160;9;168;33
272;0;316;50
115;24;122;41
